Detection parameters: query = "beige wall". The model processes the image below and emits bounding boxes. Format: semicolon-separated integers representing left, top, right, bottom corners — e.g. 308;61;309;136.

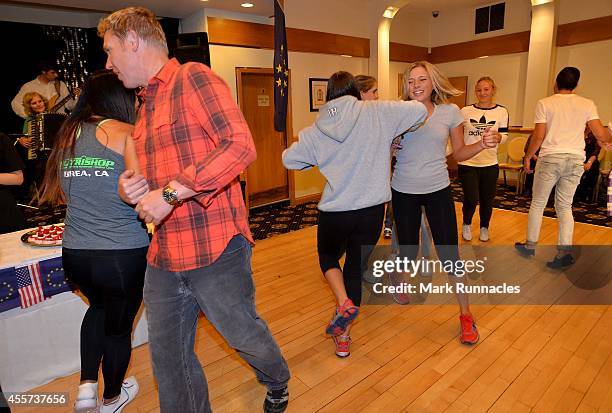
555;38;612;124
389;8;430;47
0;3;106;27
428;0;531;47
209;44;369;198
558;0;612;24
284;0;372;38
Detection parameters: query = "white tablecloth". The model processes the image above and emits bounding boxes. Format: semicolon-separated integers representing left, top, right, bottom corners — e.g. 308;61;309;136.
0;228;148;392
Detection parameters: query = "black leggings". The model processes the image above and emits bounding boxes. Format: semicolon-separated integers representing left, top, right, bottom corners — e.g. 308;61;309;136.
63;247;147;399
317;204;385;306
392;186;459;264
458;164;499;228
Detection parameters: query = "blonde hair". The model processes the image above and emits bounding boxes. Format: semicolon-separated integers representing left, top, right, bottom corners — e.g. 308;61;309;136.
475;76;497;95
402;61;462;104
354;75;377;93
22;92;47;117
98;7;168;53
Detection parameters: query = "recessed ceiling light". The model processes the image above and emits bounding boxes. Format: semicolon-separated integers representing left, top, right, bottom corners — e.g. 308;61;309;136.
241;2;254;7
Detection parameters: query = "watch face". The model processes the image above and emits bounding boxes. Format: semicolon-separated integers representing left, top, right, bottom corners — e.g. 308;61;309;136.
163;186;179;205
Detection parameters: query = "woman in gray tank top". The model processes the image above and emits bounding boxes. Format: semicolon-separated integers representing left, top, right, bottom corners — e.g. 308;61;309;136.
40;70;148;413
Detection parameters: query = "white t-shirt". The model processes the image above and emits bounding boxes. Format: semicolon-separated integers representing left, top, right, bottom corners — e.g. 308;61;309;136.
459;104;509;167
11;77;73;118
535;94;599;160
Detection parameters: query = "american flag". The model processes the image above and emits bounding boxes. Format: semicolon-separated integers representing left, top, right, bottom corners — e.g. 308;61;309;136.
16;263;46;308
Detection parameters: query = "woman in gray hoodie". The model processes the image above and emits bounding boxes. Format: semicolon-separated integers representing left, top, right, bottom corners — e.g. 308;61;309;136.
282;71;427;357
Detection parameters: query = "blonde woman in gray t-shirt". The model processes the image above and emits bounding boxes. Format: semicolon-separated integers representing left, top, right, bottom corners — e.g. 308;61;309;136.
391;61;498;345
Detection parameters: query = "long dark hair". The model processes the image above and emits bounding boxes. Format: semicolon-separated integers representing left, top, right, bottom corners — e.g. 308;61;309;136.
40;70;136;205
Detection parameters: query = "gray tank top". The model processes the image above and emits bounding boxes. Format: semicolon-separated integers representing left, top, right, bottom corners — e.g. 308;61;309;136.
60;120;149;249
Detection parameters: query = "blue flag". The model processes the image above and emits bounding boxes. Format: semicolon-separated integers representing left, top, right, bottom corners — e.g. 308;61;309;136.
39;256;73;297
274;0;289;132
0;266;20;313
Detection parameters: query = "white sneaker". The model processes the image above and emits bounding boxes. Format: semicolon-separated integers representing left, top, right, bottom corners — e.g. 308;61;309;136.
462;225;472;241
99;376;139;413
479;227;489;242
74;382;98;413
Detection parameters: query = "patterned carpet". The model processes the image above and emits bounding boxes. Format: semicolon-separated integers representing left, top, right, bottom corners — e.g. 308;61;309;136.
449;180;611;229
17;179;610;240
248;201;320;240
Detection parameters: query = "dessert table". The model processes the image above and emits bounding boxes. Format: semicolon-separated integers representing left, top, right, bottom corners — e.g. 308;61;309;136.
0;228;148;392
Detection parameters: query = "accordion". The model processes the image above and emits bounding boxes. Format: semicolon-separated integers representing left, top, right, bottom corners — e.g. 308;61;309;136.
28;113;67;152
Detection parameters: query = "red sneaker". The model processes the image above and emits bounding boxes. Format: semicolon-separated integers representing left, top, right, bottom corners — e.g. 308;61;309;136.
459;314;479;344
325;298;359;336
333;335;351;358
389;271;410;305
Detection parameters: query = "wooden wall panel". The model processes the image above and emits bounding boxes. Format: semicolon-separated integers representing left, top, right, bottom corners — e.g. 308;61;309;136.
208;15;612;63
556;15;612;46
389;42;428;63
207;17;274;49
429;31;531;64
207;17;369;57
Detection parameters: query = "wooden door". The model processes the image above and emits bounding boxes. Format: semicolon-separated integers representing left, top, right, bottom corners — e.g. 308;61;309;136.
238;69;289;208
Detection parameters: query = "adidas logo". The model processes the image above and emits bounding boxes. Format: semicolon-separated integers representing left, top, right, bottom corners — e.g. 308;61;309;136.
469;115;495;136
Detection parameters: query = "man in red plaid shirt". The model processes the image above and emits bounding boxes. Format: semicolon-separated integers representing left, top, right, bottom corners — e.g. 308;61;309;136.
99;7;289;413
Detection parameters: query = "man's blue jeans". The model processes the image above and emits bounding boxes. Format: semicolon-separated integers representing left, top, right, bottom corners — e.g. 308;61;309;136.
526;154;584;250
144;235;290;413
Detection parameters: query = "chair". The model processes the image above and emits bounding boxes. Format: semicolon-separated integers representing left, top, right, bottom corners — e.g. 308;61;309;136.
499;136;528;194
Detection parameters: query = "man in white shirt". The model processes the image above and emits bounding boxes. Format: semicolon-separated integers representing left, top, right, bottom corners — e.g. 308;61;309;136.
10;61;75;118
516;67;611;268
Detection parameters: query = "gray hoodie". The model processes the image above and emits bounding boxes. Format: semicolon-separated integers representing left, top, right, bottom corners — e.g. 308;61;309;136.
282;95;427;211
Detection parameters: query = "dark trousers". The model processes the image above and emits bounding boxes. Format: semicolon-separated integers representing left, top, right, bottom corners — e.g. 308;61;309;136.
317;204;385;306
458;164;499;228
392;186;459;265
575;160;599;201
63;247;148;399
144;235;289;413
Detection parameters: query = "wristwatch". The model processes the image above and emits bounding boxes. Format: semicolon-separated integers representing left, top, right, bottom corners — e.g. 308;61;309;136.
162;184;182;206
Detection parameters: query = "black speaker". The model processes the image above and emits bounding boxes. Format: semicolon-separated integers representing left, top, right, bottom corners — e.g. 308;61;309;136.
167;32;211;67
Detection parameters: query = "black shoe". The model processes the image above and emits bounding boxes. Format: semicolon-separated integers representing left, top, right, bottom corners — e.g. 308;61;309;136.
546;254;574;269
515;242;535;257
264;387;288;413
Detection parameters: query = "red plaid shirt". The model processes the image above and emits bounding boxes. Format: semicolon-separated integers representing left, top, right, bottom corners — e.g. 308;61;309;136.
134;58;255;271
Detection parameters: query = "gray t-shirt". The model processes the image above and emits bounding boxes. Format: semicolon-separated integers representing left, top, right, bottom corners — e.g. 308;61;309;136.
60;121;149;250
391;103;463;194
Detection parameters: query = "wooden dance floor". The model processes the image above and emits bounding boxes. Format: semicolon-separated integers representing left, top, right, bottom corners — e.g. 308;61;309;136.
13;205;612;412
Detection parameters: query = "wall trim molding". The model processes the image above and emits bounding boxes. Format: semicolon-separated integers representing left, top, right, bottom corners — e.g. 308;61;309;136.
207;17;369;57
208;15;612;63
427;31;531;63
556;15;612;47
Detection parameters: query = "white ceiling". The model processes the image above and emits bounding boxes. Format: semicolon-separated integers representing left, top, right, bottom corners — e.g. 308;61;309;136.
3;0;502;19
3;0;274;18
